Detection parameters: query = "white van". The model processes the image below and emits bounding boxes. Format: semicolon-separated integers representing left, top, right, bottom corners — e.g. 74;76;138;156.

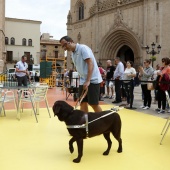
7;68;16;80
29;64;40;81
31;64;40;76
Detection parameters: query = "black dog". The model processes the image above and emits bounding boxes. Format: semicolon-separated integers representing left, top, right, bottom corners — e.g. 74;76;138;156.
53;100;122;163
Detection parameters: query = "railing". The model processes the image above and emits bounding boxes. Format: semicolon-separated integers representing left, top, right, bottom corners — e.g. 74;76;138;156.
104;79;170;109
0;71;18;87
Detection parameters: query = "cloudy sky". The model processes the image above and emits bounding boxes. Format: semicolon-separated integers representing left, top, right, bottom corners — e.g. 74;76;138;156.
5;0;70;40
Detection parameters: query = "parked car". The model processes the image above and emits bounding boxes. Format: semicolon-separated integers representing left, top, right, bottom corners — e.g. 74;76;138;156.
29;64;40;82
7;68;16;81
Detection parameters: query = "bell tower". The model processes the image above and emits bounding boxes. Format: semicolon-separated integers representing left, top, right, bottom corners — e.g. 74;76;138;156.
0;0;5;71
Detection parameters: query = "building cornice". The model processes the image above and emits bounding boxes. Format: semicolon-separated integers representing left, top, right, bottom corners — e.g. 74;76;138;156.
5;17;42;24
5;44;34;47
40;40;61;46
89;0;143;16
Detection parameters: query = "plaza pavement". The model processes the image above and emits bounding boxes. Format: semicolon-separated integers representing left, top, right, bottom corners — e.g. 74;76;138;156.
102;85;170;119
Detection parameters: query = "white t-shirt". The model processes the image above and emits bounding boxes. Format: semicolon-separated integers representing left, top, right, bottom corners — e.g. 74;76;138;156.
15;61;28;77
123;67;136;83
153;70;160;80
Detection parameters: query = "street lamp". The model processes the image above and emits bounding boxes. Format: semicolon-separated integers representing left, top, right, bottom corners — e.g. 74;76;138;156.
145;42;161;67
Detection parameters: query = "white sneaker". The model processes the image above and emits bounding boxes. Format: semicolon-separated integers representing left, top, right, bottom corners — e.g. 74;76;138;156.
143;106;150;110
140;106;145;108
158;110;165;114
104;95;109;98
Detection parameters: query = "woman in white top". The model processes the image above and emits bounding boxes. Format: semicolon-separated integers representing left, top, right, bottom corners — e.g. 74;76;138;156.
123;61;136;106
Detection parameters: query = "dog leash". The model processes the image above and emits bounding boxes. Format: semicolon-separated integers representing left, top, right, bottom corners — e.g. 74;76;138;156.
74;88;88;109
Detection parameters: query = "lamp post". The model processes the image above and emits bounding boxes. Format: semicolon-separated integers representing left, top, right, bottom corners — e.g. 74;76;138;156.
145;42;161;67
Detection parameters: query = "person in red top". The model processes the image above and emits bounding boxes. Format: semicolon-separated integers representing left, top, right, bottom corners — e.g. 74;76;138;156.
155;57;170;113
98;64;106;100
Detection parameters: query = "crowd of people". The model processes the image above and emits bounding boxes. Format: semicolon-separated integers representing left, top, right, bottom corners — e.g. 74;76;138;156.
98;57;170;113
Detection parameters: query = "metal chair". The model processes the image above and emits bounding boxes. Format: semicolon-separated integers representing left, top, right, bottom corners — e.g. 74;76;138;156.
0;89;17;116
18;85;51;122
160;90;170;144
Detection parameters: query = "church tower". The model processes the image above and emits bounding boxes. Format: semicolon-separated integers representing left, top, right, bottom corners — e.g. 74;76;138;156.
0;0;5;71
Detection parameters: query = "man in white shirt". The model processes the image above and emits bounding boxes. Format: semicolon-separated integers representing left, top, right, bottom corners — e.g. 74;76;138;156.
15;55;28;86
112;57;124;103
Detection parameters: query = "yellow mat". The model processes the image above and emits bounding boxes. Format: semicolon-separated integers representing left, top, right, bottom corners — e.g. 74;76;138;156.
0;105;170;170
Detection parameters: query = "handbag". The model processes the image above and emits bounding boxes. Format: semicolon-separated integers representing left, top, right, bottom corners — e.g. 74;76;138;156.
147;82;154;90
147;77;154;90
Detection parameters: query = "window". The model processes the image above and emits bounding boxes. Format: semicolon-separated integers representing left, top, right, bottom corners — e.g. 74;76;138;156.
55;51;58;58
156;35;159;43
79;3;84;20
28;39;32;46
41;50;46;60
11;37;15;45
5;37;9;45
22;38;26;46
6;51;13;62
156;3;159;11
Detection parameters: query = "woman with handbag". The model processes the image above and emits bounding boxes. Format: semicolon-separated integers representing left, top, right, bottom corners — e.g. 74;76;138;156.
138;59;154;109
155;57;170;113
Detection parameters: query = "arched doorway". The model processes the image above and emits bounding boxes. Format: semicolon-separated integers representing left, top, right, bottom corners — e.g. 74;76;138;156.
117;45;134;62
99;28;141;68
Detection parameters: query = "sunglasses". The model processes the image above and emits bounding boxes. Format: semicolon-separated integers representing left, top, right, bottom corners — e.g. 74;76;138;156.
62;42;68;48
162;60;165;62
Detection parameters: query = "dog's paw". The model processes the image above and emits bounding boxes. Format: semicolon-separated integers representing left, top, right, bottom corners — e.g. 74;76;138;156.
117;149;122;153
73;158;81;163
103;151;109;155
117;148;122;153
69;146;74;153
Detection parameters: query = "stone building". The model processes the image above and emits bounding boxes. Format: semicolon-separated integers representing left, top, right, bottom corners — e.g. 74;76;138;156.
67;0;170;68
0;0;5;72
40;33;65;72
40;33;64;60
5;17;41;65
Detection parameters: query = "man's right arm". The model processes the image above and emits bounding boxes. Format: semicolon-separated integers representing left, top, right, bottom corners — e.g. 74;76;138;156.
16;66;27;73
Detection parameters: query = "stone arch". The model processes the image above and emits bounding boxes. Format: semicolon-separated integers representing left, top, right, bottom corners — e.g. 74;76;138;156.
99;27;142;67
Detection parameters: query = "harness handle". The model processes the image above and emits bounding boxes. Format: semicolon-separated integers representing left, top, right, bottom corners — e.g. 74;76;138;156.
75;89;88;109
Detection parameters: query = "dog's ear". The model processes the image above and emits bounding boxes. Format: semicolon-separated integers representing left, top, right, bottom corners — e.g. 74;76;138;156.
53;101;61;116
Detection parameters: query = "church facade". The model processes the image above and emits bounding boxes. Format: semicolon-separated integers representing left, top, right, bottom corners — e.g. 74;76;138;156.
67;0;170;68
